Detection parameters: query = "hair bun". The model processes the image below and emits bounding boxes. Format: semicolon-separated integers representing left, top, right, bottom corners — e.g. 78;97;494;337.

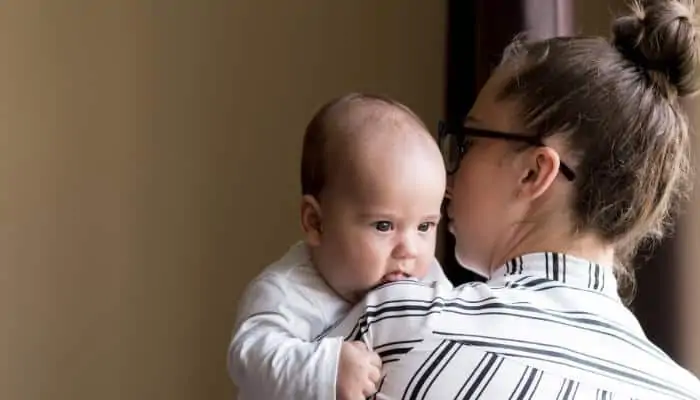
612;0;700;97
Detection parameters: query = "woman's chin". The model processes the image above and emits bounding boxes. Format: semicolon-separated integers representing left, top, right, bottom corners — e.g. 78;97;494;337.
454;248;489;278
454;248;470;268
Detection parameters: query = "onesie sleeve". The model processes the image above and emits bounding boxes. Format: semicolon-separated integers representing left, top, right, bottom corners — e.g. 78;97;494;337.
228;274;342;400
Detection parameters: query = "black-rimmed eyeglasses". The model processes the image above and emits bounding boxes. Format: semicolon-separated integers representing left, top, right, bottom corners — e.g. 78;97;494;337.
437;120;576;181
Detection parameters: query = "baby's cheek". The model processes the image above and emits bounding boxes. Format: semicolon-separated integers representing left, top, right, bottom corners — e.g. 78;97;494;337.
336;267;381;303
415;264;430;280
356;263;383;286
416;255;437;279
337;258;372;284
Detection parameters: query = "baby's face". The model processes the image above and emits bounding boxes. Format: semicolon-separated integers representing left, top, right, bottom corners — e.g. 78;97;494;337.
314;129;446;302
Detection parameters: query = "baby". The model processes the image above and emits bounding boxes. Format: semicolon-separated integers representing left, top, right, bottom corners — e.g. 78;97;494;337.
227;93;451;399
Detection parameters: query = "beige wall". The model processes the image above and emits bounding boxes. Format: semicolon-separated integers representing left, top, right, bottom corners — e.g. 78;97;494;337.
0;1;446;399
680;98;700;374
574;0;625;35
679;0;700;377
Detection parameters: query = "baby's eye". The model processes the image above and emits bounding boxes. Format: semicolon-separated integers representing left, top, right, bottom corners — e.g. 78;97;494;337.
418;222;436;232
373;221;393;232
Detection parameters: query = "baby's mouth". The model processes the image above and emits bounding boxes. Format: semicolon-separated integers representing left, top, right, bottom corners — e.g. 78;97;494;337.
381;271;410;283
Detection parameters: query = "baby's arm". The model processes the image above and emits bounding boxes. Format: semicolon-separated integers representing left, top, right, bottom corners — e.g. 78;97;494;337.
228;276;342;400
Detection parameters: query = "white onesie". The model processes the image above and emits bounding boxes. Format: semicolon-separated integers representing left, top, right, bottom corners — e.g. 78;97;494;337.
227;241;452;399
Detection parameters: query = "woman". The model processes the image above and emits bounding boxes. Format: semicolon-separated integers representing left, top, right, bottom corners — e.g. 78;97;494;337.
326;0;700;398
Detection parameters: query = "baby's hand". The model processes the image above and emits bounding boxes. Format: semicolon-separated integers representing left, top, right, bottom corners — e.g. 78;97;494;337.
337;341;382;400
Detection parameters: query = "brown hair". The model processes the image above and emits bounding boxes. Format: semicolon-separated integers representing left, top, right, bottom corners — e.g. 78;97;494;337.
301;92;427;198
497;0;699;299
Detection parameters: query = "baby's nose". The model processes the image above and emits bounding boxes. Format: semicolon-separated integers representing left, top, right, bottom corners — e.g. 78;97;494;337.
393;237;418;260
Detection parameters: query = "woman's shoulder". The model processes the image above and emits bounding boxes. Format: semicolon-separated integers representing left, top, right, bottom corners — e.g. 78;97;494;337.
364;278;490;305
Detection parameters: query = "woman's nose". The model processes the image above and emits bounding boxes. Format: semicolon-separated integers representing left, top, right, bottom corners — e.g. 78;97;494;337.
445;176;453;200
443;177;453;218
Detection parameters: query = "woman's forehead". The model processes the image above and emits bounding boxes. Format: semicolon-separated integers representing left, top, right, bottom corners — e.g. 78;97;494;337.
466;71;522;133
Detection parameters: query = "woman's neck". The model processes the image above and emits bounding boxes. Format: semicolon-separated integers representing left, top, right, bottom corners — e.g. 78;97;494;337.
491;222;615;273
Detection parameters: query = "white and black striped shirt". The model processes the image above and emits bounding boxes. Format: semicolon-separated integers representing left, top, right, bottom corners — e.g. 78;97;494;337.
325;253;700;399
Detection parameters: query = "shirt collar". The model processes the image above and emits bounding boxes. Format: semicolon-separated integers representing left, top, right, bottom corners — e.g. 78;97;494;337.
492;252;619;298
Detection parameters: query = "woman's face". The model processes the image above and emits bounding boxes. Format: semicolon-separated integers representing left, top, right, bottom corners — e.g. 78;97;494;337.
447;68;533;271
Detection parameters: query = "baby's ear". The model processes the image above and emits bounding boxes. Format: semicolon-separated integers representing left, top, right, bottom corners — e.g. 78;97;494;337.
300;195;323;246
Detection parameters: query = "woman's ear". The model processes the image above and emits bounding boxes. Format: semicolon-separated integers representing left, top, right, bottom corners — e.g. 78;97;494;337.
301;195;323;246
517;147;560;201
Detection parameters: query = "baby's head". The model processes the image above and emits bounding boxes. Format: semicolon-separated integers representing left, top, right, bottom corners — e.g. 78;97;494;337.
300;93;446;302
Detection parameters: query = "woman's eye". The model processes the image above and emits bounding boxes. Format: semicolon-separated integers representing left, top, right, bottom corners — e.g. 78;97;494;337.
463;137;476;151
373;221;393;232
418;222;435;232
